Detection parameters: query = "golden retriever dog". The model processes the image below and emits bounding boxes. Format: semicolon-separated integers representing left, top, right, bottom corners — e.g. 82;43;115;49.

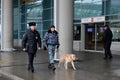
58;53;76;70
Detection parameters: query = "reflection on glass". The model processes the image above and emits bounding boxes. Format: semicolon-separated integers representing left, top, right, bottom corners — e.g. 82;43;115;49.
85;24;95;50
74;0;103;20
73;25;81;40
111;23;120;42
85;23;104;51
111;0;120;14
17;0;54;39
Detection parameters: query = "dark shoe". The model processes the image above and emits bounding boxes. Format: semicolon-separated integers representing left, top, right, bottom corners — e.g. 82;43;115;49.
51;63;56;71
48;64;52;69
52;67;56;71
30;67;34;73
31;69;34;73
109;56;113;60
30;66;34;73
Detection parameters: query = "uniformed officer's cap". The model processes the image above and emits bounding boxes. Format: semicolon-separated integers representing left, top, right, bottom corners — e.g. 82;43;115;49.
28;22;36;26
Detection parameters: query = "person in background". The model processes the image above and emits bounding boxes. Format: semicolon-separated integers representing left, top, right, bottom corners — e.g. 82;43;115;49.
102;25;113;60
43;25;59;71
22;22;41;73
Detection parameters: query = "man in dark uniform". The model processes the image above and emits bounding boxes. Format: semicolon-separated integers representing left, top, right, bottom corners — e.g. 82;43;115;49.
102;25;113;60
22;22;41;73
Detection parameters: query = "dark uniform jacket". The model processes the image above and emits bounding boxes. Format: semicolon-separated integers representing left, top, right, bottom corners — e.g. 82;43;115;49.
102;28;113;48
22;29;41;53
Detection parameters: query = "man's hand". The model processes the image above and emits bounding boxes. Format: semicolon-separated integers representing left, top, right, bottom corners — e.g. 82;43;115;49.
57;45;59;49
23;48;26;51
38;47;41;50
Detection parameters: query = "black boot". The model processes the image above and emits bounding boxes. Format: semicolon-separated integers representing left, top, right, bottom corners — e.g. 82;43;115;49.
28;65;34;72
29;65;34;73
48;63;52;69
31;68;34;73
51;63;56;71
109;56;113;60
30;66;34;73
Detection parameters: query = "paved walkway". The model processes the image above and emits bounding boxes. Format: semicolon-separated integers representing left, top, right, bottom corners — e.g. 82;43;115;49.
0;50;120;80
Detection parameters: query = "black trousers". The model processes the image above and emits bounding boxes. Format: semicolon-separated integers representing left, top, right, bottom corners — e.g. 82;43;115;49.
104;42;112;58
28;53;35;69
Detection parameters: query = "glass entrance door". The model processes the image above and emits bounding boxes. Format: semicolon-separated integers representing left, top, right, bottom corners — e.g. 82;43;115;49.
96;24;104;51
85;23;104;51
85;24;95;50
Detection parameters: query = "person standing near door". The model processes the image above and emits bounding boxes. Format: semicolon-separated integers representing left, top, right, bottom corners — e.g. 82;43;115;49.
102;25;113;60
22;22;41;73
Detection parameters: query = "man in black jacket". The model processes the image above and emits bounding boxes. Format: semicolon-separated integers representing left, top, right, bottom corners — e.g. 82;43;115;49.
102;25;113;60
22;22;41;73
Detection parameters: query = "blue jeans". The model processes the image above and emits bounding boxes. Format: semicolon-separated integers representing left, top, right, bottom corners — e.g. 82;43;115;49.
48;45;56;64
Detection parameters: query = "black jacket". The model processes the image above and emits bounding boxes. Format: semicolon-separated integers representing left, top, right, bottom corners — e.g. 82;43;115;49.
102;28;113;43
22;29;41;53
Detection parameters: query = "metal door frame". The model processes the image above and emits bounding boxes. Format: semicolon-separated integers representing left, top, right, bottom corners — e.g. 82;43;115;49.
81;22;105;52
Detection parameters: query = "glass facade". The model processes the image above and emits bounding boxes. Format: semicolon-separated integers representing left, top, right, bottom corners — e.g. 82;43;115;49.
74;0;103;20
13;0;54;39
73;0;120;42
111;0;120;14
0;0;120;43
73;0;120;18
